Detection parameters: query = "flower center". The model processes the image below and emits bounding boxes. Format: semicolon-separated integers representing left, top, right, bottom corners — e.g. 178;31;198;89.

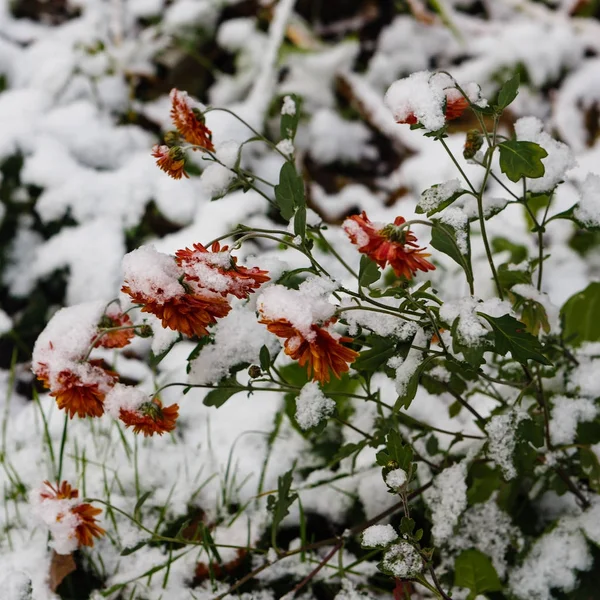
380;224;407;244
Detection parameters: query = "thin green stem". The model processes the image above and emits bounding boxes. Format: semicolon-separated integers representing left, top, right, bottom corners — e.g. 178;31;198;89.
439;137;477;194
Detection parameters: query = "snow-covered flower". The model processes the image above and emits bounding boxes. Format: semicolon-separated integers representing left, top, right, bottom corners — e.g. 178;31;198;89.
48;360;118;419
343;212;435;280
259;316;358;384
94;306;135;349
121;246;231;338
175;241;270;299
169;88;214;151
384;71;481;131
33;481;105;554
106;384;179;437
151;144;188;180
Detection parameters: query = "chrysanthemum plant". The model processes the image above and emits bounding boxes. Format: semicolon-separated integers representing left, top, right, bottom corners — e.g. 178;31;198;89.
32;75;600;599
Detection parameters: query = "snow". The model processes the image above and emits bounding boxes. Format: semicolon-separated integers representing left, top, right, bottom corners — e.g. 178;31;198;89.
121;246;184;303
361;524;397;548
385;468;407;489
257;276;338;340
424;462;467;543
418;179;463;214
549;396;598;446
439;297;512;348
381;542;423;578
574;173;600;228
294;382;336;430
515;116;577;193
449;499;523;578
104;383;147;419
1;1;600;597
509;519;592;600
189;304;279;385
281;95;296;116
384;71;447;132
486;410;528;480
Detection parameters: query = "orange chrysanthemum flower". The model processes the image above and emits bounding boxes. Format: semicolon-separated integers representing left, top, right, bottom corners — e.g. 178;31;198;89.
40;480;79;501
344;212;435;280
95;310;135;349
37;480;106;549
152;144;188;179
50;363;118;419
260;318;358;384
122;285;231;338
170;88;215;152
72;503;106;547
119;399;179;437
175;241;270;299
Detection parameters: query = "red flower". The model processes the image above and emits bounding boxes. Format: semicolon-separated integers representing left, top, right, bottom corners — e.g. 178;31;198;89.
122;285;231;338
175;241;270;299
119;399;179;437
95;310;135;349
344;212;435;280
152;144;188;180
170;88;215;152
260;318;358;384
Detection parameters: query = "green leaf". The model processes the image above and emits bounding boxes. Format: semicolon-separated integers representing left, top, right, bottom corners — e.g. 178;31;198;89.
375;430;413;471
331;441;367;466
518;417;545;448
274;161;304;221
454;549;502;599
416;185;468;217
359;255;380;287
394;356;436;411
430;222;473;290
560;282;600;347
478;313;551;365
498;141;548;183
492;237;528;263
267;468;298;544
120;540;148;556
280;94;301;141
294;205;306;239
353;337;397;372
467;464;502;505
580;448;600;492
133;491;152;521
400;517;415;536
577;420;600;445
203;376;243;408
259;345;271;371
495;73;520;111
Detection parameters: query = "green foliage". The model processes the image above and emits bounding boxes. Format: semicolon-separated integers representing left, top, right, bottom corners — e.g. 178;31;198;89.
430;221;474;290
454;549;502;599
202;376;242;408
498;140;548;182
560;282;600;346
359;255;380;287
279;94;301;141
478;313;551;365
274;161;304;221
495;73;520;111
267;469;298;547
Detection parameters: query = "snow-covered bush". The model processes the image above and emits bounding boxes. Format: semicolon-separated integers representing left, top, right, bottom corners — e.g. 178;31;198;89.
1;2;600;600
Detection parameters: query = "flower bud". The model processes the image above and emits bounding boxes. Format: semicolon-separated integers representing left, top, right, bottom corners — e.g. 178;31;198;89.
463;129;484;160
